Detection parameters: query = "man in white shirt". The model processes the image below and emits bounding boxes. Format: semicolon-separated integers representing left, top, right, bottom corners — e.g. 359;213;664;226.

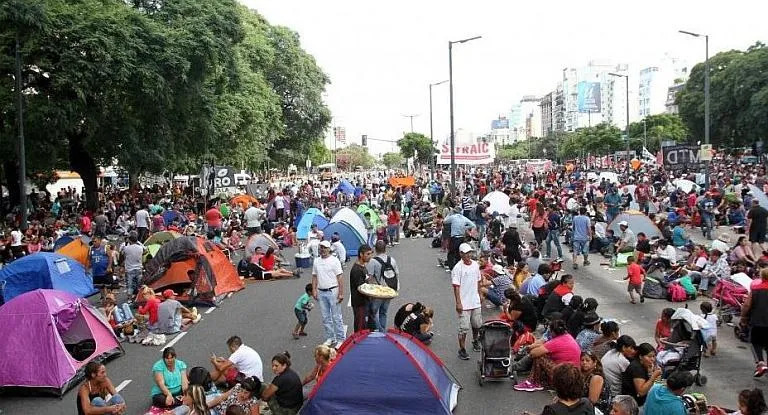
244;202;262;235
135;205;151;242
10;225;24;259
312;240;345;347
330;233;347;266
120;231;146;296
452;243;482;360
274;193;286;220
210;335;263;386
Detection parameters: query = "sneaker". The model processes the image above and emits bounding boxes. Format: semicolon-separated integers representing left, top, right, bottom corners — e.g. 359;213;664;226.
573;263;579;270
298;331;308;336
323;339;334;347
458;349;470;360
754;364;767;377
513;380;544;392
639;295;645;303
472;340;482;352
583;260;591;266
193;314;202;324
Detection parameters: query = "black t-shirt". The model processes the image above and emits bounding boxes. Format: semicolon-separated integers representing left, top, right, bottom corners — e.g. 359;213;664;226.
541;398;594;415
272;368;303;410
349;263;369;308
394;303;414;328
511;297;538;331
636;239;651;254
402;313;427;334
748;206;768;230
620;359;650;406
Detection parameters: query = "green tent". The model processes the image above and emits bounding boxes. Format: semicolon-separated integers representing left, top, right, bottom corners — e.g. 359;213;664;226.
357;204;383;229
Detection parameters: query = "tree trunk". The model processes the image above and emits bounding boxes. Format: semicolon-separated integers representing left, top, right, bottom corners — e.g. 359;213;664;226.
68;133;99;211
3;160;21;211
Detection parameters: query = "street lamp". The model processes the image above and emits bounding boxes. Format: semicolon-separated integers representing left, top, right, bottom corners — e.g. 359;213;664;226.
14;32;28;230
679;30;710;188
429;80;448;180
609;72;630;176
643;119;647;150
449;35;482;191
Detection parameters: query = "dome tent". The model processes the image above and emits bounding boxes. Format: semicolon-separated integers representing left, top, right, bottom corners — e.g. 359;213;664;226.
0;252;94;304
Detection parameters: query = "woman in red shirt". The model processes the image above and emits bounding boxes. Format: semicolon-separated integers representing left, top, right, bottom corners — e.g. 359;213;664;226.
386;205;401;247
138;286;161;330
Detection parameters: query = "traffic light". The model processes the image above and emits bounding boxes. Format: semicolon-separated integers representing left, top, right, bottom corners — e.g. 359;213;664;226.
362;134;368;147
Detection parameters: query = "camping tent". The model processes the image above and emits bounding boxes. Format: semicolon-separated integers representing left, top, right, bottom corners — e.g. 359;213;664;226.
244;233;280;257
54;237;91;268
356;204;383;230
297;208;325;240
0;289;123;395
0;253;94;303
230;194;259;210
301;330;460;415
329;208;369;245
322;222;367;256
145;230;182;246
482;191;511;215
674;179;698;194
608;210;662;239
334;179;355;195
143;236;243;305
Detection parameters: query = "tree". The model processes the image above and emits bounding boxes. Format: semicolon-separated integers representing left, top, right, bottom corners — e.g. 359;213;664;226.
381;152;404;169
628;114;689;151
397;132;435;164
335;144;374;170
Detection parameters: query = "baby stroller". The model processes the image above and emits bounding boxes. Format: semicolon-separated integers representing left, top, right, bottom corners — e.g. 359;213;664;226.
712;275;749;325
477;320;516;386
657;309;707;386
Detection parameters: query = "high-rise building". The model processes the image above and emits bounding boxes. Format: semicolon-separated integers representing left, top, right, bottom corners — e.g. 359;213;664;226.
489;117;511;145
553;83;565;132
540;92;553;137
638;55;688;118
520;95;542;139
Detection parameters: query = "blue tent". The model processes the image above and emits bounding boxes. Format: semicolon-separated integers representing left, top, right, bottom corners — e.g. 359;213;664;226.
334;179;355;195
301;330;460;415
297;208;325;240
323;221;366;256
53;235;91;252
0;253;94;304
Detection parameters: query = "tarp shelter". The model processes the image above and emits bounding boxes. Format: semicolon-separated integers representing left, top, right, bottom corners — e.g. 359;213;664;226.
0;253;94;304
482;191;511;215
356;204;383;230
334;179;355;195
143;236;243;305
244;233;280;257
55;237;91;268
388;176;415;188
230;194;259;210
322;222;366;257
297;208;325;240
748;184;768;210
329;208;369;246
301;330;460;415
0;289;123;395
608;210;662;239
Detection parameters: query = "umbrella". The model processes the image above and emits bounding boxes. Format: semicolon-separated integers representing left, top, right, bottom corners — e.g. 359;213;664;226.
674;179;697;194
482;191;511;215
748;184;768;210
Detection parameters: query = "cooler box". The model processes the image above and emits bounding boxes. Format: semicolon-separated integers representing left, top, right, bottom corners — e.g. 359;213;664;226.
295;253;313;269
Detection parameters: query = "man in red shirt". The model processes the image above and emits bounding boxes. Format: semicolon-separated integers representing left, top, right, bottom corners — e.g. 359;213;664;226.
205;203;223;232
625;255;646;304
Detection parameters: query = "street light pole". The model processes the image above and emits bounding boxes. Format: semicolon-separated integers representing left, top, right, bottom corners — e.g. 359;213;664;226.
680;30;710;188
15;33;28;231
429;80;448;180
448;35;481;192
609;72;630;176
643;119;647;149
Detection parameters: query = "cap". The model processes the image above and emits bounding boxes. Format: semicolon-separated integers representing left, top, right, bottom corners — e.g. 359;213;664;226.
492;264;506;275
459;243;474;254
319;240;331;248
162;289;177;299
619;220;629;227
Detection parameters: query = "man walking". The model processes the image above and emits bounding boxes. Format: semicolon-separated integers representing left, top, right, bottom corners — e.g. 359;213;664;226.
311;240;345;348
350;244;372;332
367;240;399;332
120;231;146;297
572;207;592;269
135;204;151;242
444;208;476;271
453;243;482;360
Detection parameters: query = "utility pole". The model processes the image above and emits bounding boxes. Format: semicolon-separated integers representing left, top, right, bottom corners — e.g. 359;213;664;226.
429;80;448;180
402;114;419;133
15;32;28;231
448;35;482;191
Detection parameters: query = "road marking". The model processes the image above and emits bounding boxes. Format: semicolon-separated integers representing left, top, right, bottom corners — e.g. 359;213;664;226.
206;307;217;314
163;332;187;350
115;379;132;393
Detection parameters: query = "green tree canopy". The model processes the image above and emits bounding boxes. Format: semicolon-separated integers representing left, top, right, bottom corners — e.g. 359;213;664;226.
397;132;435;164
628;114;689;151
381;152;404;168
336;144;374;170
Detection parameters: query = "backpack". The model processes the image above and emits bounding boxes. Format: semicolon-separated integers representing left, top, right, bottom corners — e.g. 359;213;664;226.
373;256;399;290
667;283;687;302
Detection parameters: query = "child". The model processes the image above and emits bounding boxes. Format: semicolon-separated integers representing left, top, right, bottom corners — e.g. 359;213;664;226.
293;284;314;339
700;301;718;356
624;255;646;304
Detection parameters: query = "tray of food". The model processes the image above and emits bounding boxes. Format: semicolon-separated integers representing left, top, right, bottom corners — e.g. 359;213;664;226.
357;283;398;299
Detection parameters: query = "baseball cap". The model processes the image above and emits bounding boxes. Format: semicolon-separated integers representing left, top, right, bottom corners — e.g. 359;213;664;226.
162;289;177;299
459;243;474;254
319;240;331;248
619;220;629;227
492;264;506;275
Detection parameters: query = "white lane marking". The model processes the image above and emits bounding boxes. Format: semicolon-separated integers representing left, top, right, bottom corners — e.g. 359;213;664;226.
205;307;217;314
115;379;132;393
163;332;187;350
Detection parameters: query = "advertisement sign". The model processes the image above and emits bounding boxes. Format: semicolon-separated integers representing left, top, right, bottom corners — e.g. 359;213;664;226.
491;118;509;129
699;144;713;161
201;165;238;195
577;81;601;113
437;142;495;166
662;145;703;170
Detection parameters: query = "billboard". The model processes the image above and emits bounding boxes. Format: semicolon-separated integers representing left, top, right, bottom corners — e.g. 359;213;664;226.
438;142;495;166
662;145;703;171
491;118;509;129
333;126;346;144
577;81;601;113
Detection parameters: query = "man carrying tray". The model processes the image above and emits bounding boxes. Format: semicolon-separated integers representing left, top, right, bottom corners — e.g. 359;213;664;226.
366;240;400;332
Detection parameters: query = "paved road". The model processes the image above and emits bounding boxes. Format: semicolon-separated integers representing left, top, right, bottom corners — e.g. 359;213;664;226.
1;229;764;414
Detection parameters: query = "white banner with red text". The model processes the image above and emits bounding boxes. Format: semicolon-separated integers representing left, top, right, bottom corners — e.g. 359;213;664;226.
437;142;495;166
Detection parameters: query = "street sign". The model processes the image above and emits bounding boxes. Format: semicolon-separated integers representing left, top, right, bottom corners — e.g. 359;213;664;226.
699;144;713;161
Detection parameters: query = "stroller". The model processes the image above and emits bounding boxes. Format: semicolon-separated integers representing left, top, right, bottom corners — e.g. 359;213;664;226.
712;275;750;325
657;309;707;386
477;320;516;386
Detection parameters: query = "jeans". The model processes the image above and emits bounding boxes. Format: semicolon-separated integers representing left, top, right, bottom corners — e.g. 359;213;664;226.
368;299;390;332
701;214;714;240
318;287;345;343
447;236;462;270
696;272;717;292
125;269;142;296
114;303;134;323
475;223;486;240
92;394;124;413
545;229;563;258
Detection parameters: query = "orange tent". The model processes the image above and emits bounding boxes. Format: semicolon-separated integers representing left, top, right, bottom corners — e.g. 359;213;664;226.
55;238;90;269
230;194;259;210
388;176;415;188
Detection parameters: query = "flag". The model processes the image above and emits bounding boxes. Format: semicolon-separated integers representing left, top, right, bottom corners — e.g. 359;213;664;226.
642;147;657;165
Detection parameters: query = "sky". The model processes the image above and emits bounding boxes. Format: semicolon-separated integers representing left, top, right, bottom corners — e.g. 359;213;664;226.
244;0;768;156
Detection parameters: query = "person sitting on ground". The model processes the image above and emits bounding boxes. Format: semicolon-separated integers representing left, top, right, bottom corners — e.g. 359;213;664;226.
480;264;514;308
261;352;304;415
541;274;575;319
731;235;758;267
560;295;583;329
591;320;620;359
711;388;767;415
101;296;136;338
151;347;188;409
568;297;598;338
401;306;434;344
512;262;531;289
601;335;637;396
156;290;201;335
137;286;161;332
513;319;581;392
645;239;677;274
77;362;126;415
210;336;264;389
162;384;209;415
642;370;693;415
260;247;300;279
500;289;538;334
671;221;691;248
654;308;675;351
535;363;594;414
610;395;640;415
393;302;424;328
580;351;612;414
208;377;261;415
520;263;553;297
575;312;602;352
620;342;661;407
301;344;336;396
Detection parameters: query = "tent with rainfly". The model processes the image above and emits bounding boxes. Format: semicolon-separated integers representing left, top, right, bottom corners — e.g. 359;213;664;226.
0;252;95;304
356;204;383;230
326;208;371;256
0;289;123;395
301;330;460;414
608;210;662;239
54;235;91;268
297;208;326;240
482;190;511;215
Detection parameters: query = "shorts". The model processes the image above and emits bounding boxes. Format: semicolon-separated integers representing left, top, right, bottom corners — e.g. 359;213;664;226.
93;273;116;286
294;308;308;325
572;240;588;255
458;308;482;335
627;282;642;293
750;229;766;244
